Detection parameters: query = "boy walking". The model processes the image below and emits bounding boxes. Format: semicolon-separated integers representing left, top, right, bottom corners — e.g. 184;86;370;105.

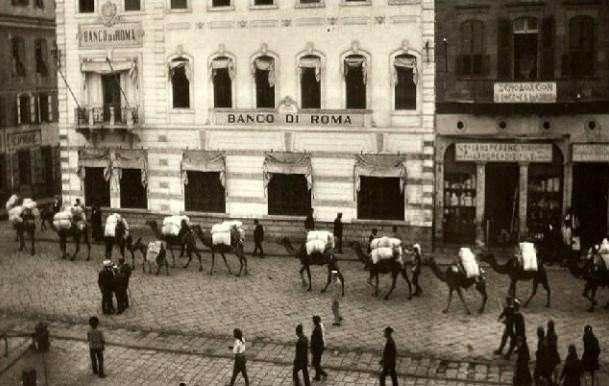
87;316;105;378
252;219;264;258
331;270;343;326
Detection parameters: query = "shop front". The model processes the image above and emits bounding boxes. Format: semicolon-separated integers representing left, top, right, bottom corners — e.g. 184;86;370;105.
438;139;564;245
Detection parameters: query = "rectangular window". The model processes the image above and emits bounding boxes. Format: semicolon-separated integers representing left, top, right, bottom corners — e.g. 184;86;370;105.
171;0;187;9
357;177;404;220
35;0;44;8
84;167;110;207
300;0;321;3
395;67;416;110
567;16;595;78
212;0;230;6
79;0;94;13
344;57;366;109
254;0;273;5
268;174;311;216
39;93;50;123
18;150;32;187
171;62;190;108
300;67;321;109
12;38;25;77
255;68;275;108
184;171;226;213
35;40;48;76
18;95;31;125
125;0;140;10
120;168;147;209
12;0;29;5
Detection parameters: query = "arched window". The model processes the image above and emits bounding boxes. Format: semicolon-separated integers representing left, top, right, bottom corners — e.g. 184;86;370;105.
252;55;275;108
393;54;417;110
567;16;595;78
458;20;487;76
344;54;367;109
211;56;234;108
299;55;321;109
169;58;191;109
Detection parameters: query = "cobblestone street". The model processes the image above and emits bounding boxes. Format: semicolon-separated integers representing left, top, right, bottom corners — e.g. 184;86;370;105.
0;225;608;385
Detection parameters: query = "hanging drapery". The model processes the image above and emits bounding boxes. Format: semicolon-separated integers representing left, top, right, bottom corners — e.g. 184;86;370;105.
263;152;313;197
81;57;137;78
180;150;227;187
210;57;236;80
298;56;322;82
77;147;112;181
251;57;275;87
353;154;408;199
112;149;148;186
168;58;192;82
392;55;418;85
343;56;368;85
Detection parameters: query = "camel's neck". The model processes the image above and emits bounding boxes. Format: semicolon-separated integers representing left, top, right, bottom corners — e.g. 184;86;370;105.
283;241;296;255
428;259;447;282
352;243;370;265
483;254;510;275
149;223;162;238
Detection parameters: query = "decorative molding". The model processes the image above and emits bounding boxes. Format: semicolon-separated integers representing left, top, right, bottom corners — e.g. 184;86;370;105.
390;15;417;24
294;17;326;26
196;22;204;29
238;20;248;28
375;16;385;24
281;19;291;27
166;22;192;31
327;17;338;25
208;21;234;29
250;20;278;28
99;1;122;27
341;17;369;26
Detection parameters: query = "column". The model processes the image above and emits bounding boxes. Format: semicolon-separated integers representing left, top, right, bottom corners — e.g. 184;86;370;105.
110;168;121;209
434;161;444;241
563;162;572;214
475;162;486;243
519;163;529;239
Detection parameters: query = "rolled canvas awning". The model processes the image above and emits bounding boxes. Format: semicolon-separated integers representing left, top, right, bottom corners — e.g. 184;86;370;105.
181;150;227;187
113;149;148;186
77;147;112;181
263;152;313;197
81;57;137;77
354;153;408;198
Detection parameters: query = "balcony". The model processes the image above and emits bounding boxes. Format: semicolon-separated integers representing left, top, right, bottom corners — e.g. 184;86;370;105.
75;104;140;142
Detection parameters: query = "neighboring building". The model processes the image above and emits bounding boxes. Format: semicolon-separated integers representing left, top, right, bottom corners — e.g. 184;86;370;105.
435;0;609;247
0;0;60;204
56;0;435;245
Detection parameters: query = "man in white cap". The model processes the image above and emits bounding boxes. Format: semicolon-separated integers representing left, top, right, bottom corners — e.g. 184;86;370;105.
331;270;343;326
98;260;115;315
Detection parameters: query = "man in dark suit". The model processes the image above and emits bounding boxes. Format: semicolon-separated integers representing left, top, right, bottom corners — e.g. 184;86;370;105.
333;213;343;254
380;326;398;386
252;219;264;258
310;315;328;381
293;324;311;386
505;299;526;360
98;260;115;315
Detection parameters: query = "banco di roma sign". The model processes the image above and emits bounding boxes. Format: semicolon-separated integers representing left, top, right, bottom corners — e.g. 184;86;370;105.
213;110;367;127
79;22;143;49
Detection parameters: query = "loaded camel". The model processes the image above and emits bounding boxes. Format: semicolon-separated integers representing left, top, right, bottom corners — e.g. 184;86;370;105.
566;247;609;312
129;238;170;275
351;241;412;300
51;217;91;261
479;248;551;308
277;237;345;296
14;208;37;255
146;219;203;271
103;214;140;268
192;224;248;276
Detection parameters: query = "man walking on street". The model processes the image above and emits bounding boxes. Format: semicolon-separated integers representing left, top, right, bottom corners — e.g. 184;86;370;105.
114;258;132;314
505;299;526;360
293;324;311;386
380;326;398;386
252;219;265;258
98;260;115;314
494;297;515;356
333;213;343;254
310;315;328;381
331;270;343;326
87;316;105;378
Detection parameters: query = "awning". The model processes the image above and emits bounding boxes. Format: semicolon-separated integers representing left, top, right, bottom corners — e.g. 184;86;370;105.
392;55;418;85
77;147;112;181
263;152;313;197
343;56;367;84
299;56;321;82
112;149;148;186
251;57;275;87
81;57;137;77
181;150;227;187
210;57;235;80
354;153;408;198
168;58;192;82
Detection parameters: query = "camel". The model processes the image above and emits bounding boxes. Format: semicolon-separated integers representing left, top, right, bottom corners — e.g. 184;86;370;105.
192;224;248;276
351;242;412;300
566;250;609;312
39;206;55;232
277;237;344;296
129;238;170;275
426;256;488;314
146;219;203;271
14;210;37;256
479;252;551;308
104;217;139;267
51;220;91;261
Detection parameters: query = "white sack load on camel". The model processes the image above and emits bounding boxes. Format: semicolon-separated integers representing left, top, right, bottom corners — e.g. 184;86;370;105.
598;238;609;269
8;206;24;224
146;240;164;264
370;237;404;265
305;230;335;254
5;194;19;211
211;220;245;246
370;236;401;250
459;247;480;278
162;215;190;237
519;242;538;272
53;211;73;230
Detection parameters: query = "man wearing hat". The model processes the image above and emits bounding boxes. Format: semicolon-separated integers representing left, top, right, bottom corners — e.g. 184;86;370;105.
98;260;115;314
331;270;343;326
333;213;343;254
114;257;132;314
380;326;398;386
505;298;526;360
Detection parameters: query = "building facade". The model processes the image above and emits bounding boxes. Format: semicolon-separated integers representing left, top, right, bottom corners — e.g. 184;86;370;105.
435;0;609;246
56;0;435;245
0;0;60;204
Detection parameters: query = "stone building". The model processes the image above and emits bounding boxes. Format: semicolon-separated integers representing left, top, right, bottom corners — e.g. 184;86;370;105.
56;0;435;245
435;0;609;248
0;0;60;205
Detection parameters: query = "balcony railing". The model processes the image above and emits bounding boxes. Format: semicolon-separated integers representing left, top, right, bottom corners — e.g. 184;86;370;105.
75;104;139;129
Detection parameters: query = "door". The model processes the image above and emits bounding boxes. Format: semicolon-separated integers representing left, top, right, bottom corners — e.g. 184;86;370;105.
102;74;121;122
572;164;609;249
485;163;519;245
84;167;110;207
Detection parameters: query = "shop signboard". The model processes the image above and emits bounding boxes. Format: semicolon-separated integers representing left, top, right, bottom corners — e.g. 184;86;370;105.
79;22;144;49
572;144;609;162
493;82;557;103
455;143;553;162
212;110;367;127
7;130;41;151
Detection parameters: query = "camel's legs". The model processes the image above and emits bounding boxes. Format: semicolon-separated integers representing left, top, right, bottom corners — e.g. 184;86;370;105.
306;266;313;292
72;232;81;261
84;230;91;261
299;265;307;287
59;234;68;259
374;274;380;297
508;280;517;299
29;228;35;256
587;285;598;312
456;287;471;315
220;250;232;275
338;271;345;297
541;275;551;308
384;272;398;300
400;268;412;299
523;279;539;308
195;244;203;272
443;289;454;313
17;227;25;252
412;268;422;296
321;267;332;293
476;281;488;313
183;244;193;269
209;249;216;275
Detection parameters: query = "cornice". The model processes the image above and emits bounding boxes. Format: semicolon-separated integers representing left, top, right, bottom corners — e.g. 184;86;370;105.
0;13;55;29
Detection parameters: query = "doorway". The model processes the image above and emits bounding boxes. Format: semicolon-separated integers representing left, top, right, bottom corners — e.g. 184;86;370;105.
572;164;609;249
84;167;110;207
102;74;121;122
485;163;519;245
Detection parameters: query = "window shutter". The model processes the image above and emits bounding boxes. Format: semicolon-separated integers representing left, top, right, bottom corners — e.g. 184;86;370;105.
561;54;571;78
11;152;19;192
481;54;491;76
497;18;512;80
31;147;43;186
540;16;555;81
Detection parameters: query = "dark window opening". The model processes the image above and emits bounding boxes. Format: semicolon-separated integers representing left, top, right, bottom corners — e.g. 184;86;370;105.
184;171;226;213
268;174;311;216
254;0;273;5
255;56;275;108
566;16;595;78
212;0;230;6
513;18;539;81
458;20;486;76
213;67;232;108
41;146;55;197
102;74;122;122
344;55;366;109
171;0;187;9
35;39;48;76
300;58;321;109
171;61;190;108
79;0;94;12
39;93;50;122
18;150;31;187
12;0;29;6
300;0;320;3
35;0;44;8
11;38;25;77
84;167;110;208
357;177;404;220
394;55;416;110
18;95;31;125
125;0;140;11
120;169;147;209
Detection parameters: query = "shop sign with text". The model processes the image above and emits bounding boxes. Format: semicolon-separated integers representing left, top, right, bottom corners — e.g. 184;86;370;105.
79;22;144;49
8;130;41;151
456;143;553;162
213;110;367;127
572;144;609;162
494;82;557;103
